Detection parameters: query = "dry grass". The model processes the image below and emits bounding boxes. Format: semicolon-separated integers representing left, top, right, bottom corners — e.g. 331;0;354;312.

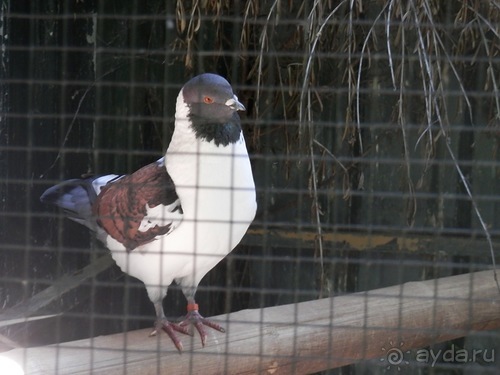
171;0;500;289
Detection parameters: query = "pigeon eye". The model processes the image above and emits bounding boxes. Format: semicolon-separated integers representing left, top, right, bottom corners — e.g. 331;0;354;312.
203;96;214;104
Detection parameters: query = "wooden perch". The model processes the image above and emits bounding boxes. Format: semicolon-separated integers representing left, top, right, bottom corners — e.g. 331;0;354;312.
3;270;499;374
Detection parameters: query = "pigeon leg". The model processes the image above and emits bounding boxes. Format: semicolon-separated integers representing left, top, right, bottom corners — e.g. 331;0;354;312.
178;300;225;347
149;301;191;352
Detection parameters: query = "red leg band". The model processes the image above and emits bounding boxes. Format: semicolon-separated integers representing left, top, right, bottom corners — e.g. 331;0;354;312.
187;303;199;312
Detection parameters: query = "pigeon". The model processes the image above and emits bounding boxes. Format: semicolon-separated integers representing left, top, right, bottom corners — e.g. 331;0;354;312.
40;73;257;351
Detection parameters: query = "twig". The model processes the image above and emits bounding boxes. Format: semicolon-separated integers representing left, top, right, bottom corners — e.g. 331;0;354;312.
0;255;115;323
39;67;122;179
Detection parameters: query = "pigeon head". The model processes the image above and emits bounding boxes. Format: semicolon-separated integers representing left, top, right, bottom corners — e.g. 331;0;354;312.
179;73;246;146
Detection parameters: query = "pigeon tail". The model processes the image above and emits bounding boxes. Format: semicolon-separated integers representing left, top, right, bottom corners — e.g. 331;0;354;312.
40;175;119;231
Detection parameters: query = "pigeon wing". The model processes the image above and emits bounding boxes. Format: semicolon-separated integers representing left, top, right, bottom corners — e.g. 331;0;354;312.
94;159;182;251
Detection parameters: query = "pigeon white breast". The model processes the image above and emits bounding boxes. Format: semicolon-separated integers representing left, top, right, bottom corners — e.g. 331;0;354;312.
40;73;257;351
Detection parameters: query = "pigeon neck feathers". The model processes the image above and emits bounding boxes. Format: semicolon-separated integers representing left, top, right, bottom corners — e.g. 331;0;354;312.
166;74;251;225
187;112;242;147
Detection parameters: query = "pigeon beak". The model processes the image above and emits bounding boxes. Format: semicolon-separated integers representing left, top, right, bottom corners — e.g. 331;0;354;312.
226;95;246;111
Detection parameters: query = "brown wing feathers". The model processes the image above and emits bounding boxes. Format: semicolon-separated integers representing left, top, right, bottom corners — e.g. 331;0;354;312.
94;162;178;251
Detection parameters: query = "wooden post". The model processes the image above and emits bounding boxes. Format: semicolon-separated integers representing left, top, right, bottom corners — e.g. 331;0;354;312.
3;270;499;374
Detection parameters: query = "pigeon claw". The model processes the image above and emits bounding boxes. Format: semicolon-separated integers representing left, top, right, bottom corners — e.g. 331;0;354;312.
150;318;192;352
179;307;225;347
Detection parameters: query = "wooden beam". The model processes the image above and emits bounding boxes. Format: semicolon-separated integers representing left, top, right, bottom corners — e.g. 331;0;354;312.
3;270;499;374
243;228;500;256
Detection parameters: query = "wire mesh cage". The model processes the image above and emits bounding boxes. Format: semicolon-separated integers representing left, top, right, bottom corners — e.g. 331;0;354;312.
1;1;499;374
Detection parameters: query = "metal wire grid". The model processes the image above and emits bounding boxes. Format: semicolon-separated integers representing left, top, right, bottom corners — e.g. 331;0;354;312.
1;1;499;374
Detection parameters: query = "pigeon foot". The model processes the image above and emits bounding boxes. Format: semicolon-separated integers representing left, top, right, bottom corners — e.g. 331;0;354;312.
150;318;192;352
178;303;225;347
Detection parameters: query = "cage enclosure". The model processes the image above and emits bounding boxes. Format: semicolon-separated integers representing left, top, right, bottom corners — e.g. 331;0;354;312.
0;1;499;374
